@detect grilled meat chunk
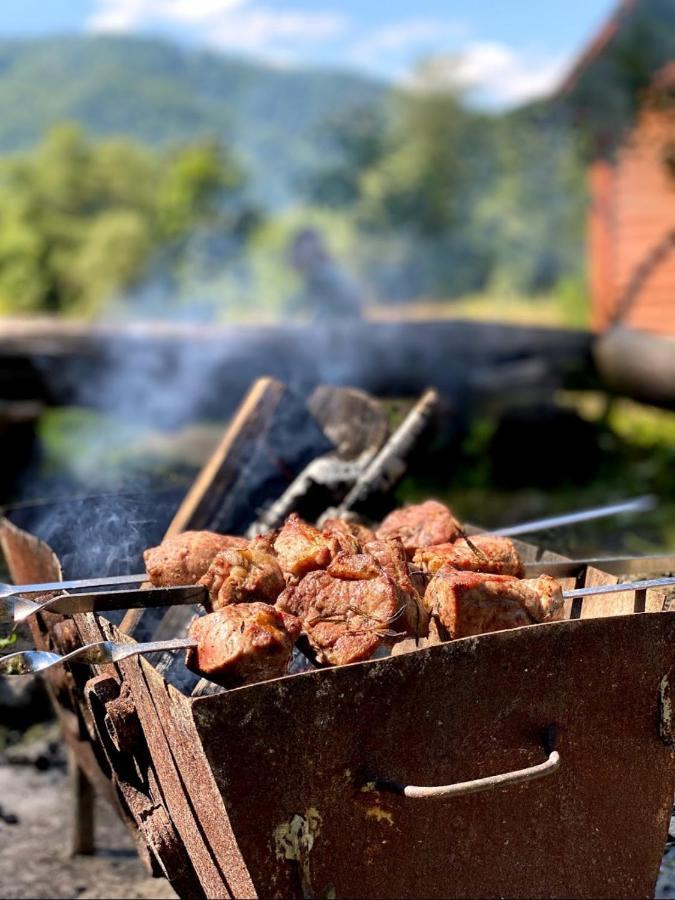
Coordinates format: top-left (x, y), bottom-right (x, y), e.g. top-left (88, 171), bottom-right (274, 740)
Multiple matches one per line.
top-left (274, 513), bottom-right (333, 578)
top-left (376, 500), bottom-right (462, 556)
top-left (144, 531), bottom-right (248, 587)
top-left (424, 569), bottom-right (563, 640)
top-left (327, 552), bottom-right (380, 580)
top-left (249, 529), bottom-right (279, 554)
top-left (277, 554), bottom-right (408, 666)
top-left (322, 517), bottom-right (376, 554)
top-left (413, 535), bottom-right (524, 578)
top-left (199, 547), bottom-right (285, 611)
top-left (365, 538), bottom-right (429, 637)
top-left (186, 603), bottom-right (301, 687)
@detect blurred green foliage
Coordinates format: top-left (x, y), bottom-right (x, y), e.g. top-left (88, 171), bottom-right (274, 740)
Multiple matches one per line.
top-left (303, 66), bottom-right (588, 302)
top-left (398, 393), bottom-right (675, 556)
top-left (0, 124), bottom-right (247, 315)
top-left (0, 41), bottom-right (594, 318)
top-left (0, 27), bottom-right (672, 316)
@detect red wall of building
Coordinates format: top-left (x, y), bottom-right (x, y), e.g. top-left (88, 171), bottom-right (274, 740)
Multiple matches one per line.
top-left (589, 100), bottom-right (675, 334)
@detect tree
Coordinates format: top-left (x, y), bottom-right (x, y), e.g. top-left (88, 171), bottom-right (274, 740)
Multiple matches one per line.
top-left (0, 124), bottom-right (248, 315)
top-left (301, 104), bottom-right (389, 208)
top-left (358, 66), bottom-right (471, 237)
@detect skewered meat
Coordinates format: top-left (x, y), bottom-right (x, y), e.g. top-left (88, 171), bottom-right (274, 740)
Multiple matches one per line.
top-left (277, 553), bottom-right (409, 666)
top-left (326, 552), bottom-right (381, 580)
top-left (186, 603), bottom-right (301, 687)
top-left (364, 538), bottom-right (429, 637)
top-left (424, 568), bottom-right (563, 640)
top-left (274, 513), bottom-right (333, 578)
top-left (199, 547), bottom-right (285, 611)
top-left (322, 518), bottom-right (376, 554)
top-left (144, 531), bottom-right (248, 587)
top-left (413, 535), bottom-right (524, 578)
top-left (376, 500), bottom-right (461, 556)
top-left (249, 529), bottom-right (279, 554)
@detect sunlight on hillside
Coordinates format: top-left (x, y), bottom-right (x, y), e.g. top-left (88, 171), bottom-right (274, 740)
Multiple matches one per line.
top-left (369, 286), bottom-right (590, 330)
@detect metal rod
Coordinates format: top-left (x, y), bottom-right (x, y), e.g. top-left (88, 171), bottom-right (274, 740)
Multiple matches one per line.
top-left (563, 576), bottom-right (675, 599)
top-left (491, 496), bottom-right (656, 538)
top-left (1, 585), bottom-right (205, 629)
top-left (523, 553), bottom-right (675, 578)
top-left (0, 572), bottom-right (147, 597)
top-left (0, 638), bottom-right (196, 676)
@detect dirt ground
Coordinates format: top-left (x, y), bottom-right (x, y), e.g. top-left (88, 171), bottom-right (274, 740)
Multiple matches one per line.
top-left (1, 733), bottom-right (675, 899)
top-left (0, 755), bottom-right (176, 899)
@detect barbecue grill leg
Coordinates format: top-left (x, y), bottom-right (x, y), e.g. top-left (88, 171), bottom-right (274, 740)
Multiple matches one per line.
top-left (68, 749), bottom-right (95, 856)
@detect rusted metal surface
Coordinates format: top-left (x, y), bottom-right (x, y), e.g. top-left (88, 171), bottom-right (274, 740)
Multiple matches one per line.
top-left (4, 506), bottom-right (675, 896)
top-left (191, 612), bottom-right (675, 899)
top-left (82, 636), bottom-right (207, 897)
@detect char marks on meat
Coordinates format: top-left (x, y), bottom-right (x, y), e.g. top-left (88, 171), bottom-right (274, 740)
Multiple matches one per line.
top-left (365, 538), bottom-right (429, 637)
top-left (145, 499), bottom-right (568, 690)
top-left (274, 513), bottom-right (333, 578)
top-left (376, 500), bottom-right (461, 556)
top-left (424, 569), bottom-right (563, 640)
top-left (413, 535), bottom-right (524, 578)
top-left (186, 603), bottom-right (301, 687)
top-left (144, 531), bottom-right (248, 587)
top-left (199, 547), bottom-right (285, 611)
top-left (277, 556), bottom-right (407, 666)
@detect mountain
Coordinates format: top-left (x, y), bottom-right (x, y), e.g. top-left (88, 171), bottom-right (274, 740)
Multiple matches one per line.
top-left (0, 35), bottom-right (389, 206)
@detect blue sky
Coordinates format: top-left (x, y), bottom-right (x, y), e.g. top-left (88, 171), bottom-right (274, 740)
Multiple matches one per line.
top-left (0, 0), bottom-right (617, 107)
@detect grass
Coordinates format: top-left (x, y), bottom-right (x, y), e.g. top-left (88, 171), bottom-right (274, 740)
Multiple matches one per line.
top-left (369, 282), bottom-right (591, 330)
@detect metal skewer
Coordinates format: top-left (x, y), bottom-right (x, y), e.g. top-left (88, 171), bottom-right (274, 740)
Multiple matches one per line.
top-left (0, 585), bottom-right (205, 628)
top-left (562, 576), bottom-right (675, 599)
top-left (0, 572), bottom-right (147, 598)
top-left (0, 638), bottom-right (196, 676)
top-left (523, 553), bottom-right (675, 578)
top-left (490, 495), bottom-right (656, 537)
top-left (4, 554), bottom-right (674, 630)
top-left (418, 571), bottom-right (675, 597)
top-left (0, 496), bottom-right (659, 628)
top-left (2, 576), bottom-right (674, 678)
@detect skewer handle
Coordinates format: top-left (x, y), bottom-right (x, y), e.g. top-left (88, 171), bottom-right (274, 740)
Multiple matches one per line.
top-left (0, 572), bottom-right (148, 598)
top-left (0, 638), bottom-right (196, 676)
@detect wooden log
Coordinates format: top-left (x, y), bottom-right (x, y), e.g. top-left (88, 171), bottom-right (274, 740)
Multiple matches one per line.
top-left (594, 327), bottom-right (675, 409)
top-left (0, 317), bottom-right (593, 418)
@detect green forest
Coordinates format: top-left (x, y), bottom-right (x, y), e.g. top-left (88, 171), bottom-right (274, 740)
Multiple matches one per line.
top-left (0, 20), bottom-right (670, 322)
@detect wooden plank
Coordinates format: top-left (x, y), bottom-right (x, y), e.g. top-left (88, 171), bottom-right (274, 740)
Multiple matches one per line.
top-left (165, 374), bottom-right (332, 536)
top-left (580, 566), bottom-right (636, 619)
top-left (167, 377), bottom-right (282, 537)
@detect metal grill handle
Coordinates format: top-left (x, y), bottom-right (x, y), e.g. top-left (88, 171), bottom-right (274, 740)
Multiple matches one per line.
top-left (373, 750), bottom-right (561, 800)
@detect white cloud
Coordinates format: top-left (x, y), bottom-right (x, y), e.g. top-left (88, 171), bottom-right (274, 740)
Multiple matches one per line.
top-left (352, 18), bottom-right (467, 59)
top-left (88, 0), bottom-right (158, 32)
top-left (208, 9), bottom-right (346, 54)
top-left (88, 3), bottom-right (569, 108)
top-left (408, 41), bottom-right (570, 107)
top-left (88, 0), bottom-right (346, 55)
top-left (350, 18), bottom-right (466, 68)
